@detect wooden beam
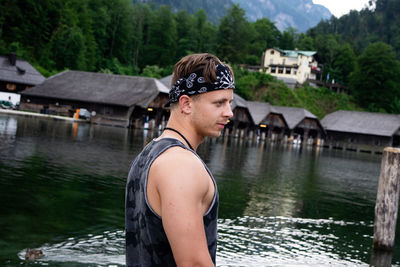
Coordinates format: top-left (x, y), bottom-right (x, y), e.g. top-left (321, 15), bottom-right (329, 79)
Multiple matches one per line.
top-left (373, 147), bottom-right (400, 251)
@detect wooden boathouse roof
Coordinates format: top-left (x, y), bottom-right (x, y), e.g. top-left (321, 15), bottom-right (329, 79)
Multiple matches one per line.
top-left (272, 106), bottom-right (318, 130)
top-left (21, 70), bottom-right (169, 108)
top-left (159, 75), bottom-right (172, 89)
top-left (247, 101), bottom-right (281, 125)
top-left (0, 54), bottom-right (45, 85)
top-left (232, 93), bottom-right (247, 109)
top-left (321, 110), bottom-right (400, 137)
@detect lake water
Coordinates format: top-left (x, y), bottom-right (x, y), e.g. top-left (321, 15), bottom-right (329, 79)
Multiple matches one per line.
top-left (0, 114), bottom-right (399, 266)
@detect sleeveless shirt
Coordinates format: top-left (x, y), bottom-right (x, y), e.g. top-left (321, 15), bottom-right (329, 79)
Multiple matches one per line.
top-left (125, 138), bottom-right (219, 267)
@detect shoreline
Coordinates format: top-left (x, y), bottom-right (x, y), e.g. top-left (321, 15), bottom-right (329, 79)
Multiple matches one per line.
top-left (0, 108), bottom-right (88, 123)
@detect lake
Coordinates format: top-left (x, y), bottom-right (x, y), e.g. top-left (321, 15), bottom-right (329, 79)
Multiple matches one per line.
top-left (0, 113), bottom-right (399, 266)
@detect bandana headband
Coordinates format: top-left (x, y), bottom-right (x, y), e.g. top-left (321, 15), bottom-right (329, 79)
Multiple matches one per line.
top-left (169, 64), bottom-right (235, 103)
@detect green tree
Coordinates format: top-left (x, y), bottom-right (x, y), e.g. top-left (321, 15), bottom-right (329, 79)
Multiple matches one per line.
top-left (247, 18), bottom-right (281, 64)
top-left (296, 34), bottom-right (314, 50)
top-left (349, 42), bottom-right (400, 112)
top-left (279, 27), bottom-right (298, 50)
top-left (314, 34), bottom-right (340, 81)
top-left (217, 5), bottom-right (252, 63)
top-left (332, 43), bottom-right (356, 84)
top-left (175, 10), bottom-right (196, 59)
top-left (143, 5), bottom-right (177, 67)
top-left (131, 3), bottom-right (152, 68)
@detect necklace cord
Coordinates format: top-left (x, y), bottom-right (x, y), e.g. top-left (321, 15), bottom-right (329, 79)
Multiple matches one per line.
top-left (164, 127), bottom-right (194, 151)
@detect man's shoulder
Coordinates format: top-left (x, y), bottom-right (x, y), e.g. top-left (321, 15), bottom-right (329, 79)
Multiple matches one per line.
top-left (150, 143), bottom-right (209, 184)
top-left (154, 145), bottom-right (202, 170)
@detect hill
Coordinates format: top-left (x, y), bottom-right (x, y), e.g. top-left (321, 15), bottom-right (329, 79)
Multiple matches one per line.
top-left (132, 0), bottom-right (232, 24)
top-left (132, 0), bottom-right (332, 31)
top-left (232, 0), bottom-right (331, 32)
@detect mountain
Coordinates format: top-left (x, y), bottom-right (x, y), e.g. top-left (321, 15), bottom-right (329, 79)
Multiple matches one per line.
top-left (132, 0), bottom-right (232, 24)
top-left (232, 0), bottom-right (332, 32)
top-left (132, 0), bottom-right (332, 32)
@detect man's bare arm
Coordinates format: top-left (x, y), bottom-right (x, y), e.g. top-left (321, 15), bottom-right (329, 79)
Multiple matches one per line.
top-left (149, 148), bottom-right (215, 267)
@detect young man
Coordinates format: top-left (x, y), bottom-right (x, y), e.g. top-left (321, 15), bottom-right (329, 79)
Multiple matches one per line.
top-left (125, 53), bottom-right (234, 267)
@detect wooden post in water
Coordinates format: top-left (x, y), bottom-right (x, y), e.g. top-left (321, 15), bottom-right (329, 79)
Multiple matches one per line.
top-left (373, 147), bottom-right (400, 251)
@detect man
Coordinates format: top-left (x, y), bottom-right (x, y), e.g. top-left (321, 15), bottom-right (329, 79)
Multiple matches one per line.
top-left (125, 53), bottom-right (234, 267)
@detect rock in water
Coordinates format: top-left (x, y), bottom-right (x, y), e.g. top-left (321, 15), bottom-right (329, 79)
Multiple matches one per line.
top-left (25, 248), bottom-right (44, 260)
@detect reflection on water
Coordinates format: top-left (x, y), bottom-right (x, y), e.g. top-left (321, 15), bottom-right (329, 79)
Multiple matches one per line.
top-left (17, 230), bottom-right (125, 266)
top-left (15, 216), bottom-right (371, 267)
top-left (218, 216), bottom-right (370, 267)
top-left (0, 114), bottom-right (399, 266)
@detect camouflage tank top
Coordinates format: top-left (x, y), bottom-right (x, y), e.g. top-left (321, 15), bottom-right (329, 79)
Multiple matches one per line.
top-left (125, 138), bottom-right (219, 267)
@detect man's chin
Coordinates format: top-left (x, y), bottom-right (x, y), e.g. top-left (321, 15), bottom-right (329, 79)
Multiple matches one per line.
top-left (208, 130), bottom-right (222, 138)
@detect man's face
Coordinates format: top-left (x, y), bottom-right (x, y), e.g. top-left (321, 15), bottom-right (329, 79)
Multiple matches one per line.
top-left (190, 89), bottom-right (234, 138)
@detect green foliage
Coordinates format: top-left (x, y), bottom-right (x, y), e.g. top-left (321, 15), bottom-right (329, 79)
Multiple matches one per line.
top-left (390, 97), bottom-right (400, 114)
top-left (349, 42), bottom-right (400, 113)
top-left (296, 34), bottom-right (315, 50)
top-left (262, 81), bottom-right (301, 106)
top-left (32, 64), bottom-right (61, 78)
top-left (279, 27), bottom-right (298, 50)
top-left (143, 6), bottom-right (177, 67)
top-left (247, 18), bottom-right (281, 63)
top-left (332, 44), bottom-right (356, 84)
top-left (234, 69), bottom-right (359, 118)
top-left (105, 58), bottom-right (139, 76)
top-left (140, 65), bottom-right (173, 79)
top-left (1, 0), bottom-right (399, 117)
top-left (295, 86), bottom-right (358, 118)
top-left (217, 5), bottom-right (253, 63)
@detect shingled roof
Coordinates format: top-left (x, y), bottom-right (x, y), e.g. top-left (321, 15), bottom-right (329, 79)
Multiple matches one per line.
top-left (272, 106), bottom-right (318, 129)
top-left (159, 75), bottom-right (172, 89)
top-left (21, 70), bottom-right (169, 107)
top-left (232, 93), bottom-right (247, 109)
top-left (321, 110), bottom-right (400, 137)
top-left (0, 55), bottom-right (45, 85)
top-left (247, 101), bottom-right (280, 125)
top-left (273, 48), bottom-right (317, 58)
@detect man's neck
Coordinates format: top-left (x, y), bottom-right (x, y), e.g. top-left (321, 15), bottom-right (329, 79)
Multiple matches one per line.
top-left (163, 122), bottom-right (203, 151)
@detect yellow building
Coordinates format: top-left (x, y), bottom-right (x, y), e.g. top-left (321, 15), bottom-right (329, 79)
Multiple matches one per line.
top-left (261, 48), bottom-right (319, 85)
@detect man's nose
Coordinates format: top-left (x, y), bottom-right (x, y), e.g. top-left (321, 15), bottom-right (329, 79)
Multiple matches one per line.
top-left (224, 103), bottom-right (233, 118)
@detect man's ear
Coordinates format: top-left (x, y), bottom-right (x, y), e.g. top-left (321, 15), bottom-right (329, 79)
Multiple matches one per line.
top-left (178, 95), bottom-right (192, 114)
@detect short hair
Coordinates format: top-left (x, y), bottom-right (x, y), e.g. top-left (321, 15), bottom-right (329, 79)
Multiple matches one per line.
top-left (170, 53), bottom-right (234, 87)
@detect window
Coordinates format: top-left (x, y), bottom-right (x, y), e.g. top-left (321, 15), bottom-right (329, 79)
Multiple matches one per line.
top-left (6, 83), bottom-right (16, 90)
top-left (286, 67), bottom-right (291, 74)
top-left (270, 59), bottom-right (273, 64)
top-left (270, 66), bottom-right (276, 73)
top-left (278, 67), bottom-right (284, 74)
top-left (270, 50), bottom-right (274, 55)
top-left (282, 59), bottom-right (286, 65)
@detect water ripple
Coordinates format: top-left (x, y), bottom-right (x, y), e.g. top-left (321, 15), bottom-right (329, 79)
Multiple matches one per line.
top-left (17, 216), bottom-right (386, 266)
top-left (217, 216), bottom-right (373, 267)
top-left (18, 230), bottom-right (125, 266)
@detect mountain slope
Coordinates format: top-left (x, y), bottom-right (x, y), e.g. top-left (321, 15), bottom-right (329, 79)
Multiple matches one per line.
top-left (132, 0), bottom-right (232, 24)
top-left (232, 0), bottom-right (332, 32)
top-left (132, 0), bottom-right (332, 32)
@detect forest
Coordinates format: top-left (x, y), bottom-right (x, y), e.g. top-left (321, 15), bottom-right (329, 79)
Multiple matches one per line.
top-left (1, 0), bottom-right (399, 117)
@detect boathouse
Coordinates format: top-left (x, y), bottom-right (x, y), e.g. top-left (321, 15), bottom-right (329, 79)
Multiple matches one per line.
top-left (246, 101), bottom-right (288, 141)
top-left (159, 75), bottom-right (172, 89)
top-left (226, 93), bottom-right (253, 138)
top-left (272, 106), bottom-right (324, 145)
top-left (321, 110), bottom-right (400, 153)
top-left (20, 70), bottom-right (169, 128)
top-left (0, 53), bottom-right (45, 104)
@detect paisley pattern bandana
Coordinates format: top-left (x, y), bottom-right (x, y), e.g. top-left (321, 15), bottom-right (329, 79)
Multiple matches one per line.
top-left (169, 64), bottom-right (235, 103)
